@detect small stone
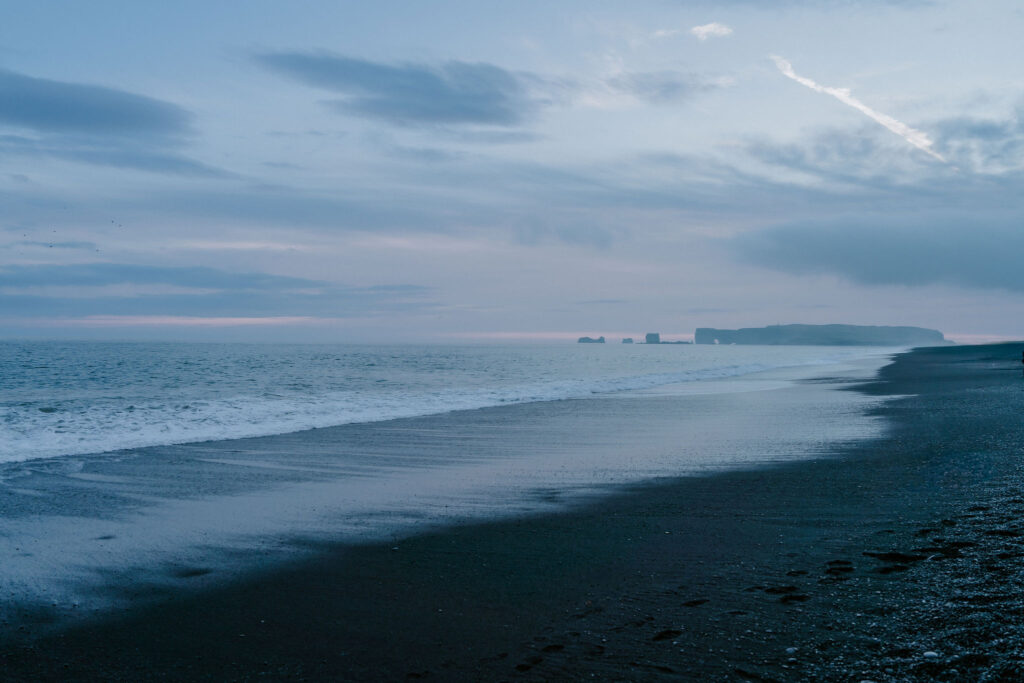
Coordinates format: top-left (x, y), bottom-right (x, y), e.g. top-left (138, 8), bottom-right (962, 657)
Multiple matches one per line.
top-left (785, 647), bottom-right (798, 654)
top-left (923, 651), bottom-right (939, 659)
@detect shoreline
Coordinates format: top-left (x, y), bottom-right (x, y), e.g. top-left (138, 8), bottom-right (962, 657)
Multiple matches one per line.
top-left (4, 343), bottom-right (1024, 680)
top-left (0, 351), bottom-right (888, 624)
top-left (1, 342), bottom-right (881, 466)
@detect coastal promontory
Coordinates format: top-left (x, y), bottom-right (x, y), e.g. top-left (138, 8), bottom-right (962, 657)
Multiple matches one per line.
top-left (694, 324), bottom-right (949, 346)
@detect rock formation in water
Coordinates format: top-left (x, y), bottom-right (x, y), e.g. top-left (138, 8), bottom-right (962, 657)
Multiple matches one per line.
top-left (578, 336), bottom-right (605, 343)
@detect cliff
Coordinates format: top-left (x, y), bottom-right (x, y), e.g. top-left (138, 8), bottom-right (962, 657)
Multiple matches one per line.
top-left (693, 324), bottom-right (949, 346)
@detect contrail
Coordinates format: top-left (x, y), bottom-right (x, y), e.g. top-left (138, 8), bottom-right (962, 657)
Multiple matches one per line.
top-left (771, 55), bottom-right (945, 163)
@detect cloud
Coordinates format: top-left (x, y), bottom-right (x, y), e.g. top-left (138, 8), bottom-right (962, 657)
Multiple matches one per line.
top-left (0, 263), bottom-right (323, 290)
top-left (931, 112), bottom-right (1024, 173)
top-left (256, 51), bottom-right (534, 126)
top-left (436, 129), bottom-right (542, 144)
top-left (576, 299), bottom-right (629, 305)
top-left (732, 214), bottom-right (1024, 292)
top-left (44, 315), bottom-right (329, 328)
top-left (743, 127), bottom-right (931, 189)
top-left (382, 144), bottom-right (464, 163)
top-left (59, 147), bottom-right (229, 177)
top-left (0, 263), bottom-right (435, 318)
top-left (771, 56), bottom-right (945, 162)
top-left (5, 240), bottom-right (98, 250)
top-left (0, 69), bottom-right (224, 176)
top-left (261, 161), bottom-right (303, 170)
top-left (691, 23), bottom-right (733, 41)
top-left (687, 0), bottom-right (932, 5)
top-left (742, 104), bottom-right (1024, 183)
top-left (606, 71), bottom-right (724, 104)
top-left (686, 307), bottom-right (734, 315)
top-left (138, 185), bottom-right (441, 230)
top-left (0, 134), bottom-right (228, 177)
top-left (0, 69), bottom-right (190, 138)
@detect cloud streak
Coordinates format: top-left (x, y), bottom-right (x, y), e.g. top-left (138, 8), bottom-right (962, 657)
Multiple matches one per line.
top-left (0, 134), bottom-right (228, 177)
top-left (0, 263), bottom-right (436, 319)
top-left (605, 71), bottom-right (724, 104)
top-left (256, 52), bottom-right (534, 126)
top-left (0, 263), bottom-right (322, 291)
top-left (691, 23), bottom-right (733, 40)
top-left (732, 213), bottom-right (1024, 292)
top-left (0, 69), bottom-right (190, 137)
top-left (45, 315), bottom-right (327, 328)
top-left (0, 68), bottom-right (226, 176)
top-left (771, 56), bottom-right (945, 162)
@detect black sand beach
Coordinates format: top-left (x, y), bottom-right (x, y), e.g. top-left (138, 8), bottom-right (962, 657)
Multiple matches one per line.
top-left (4, 343), bottom-right (1024, 681)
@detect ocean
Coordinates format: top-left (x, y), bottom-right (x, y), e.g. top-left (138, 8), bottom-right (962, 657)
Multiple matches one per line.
top-left (0, 341), bottom-right (899, 616)
top-left (2, 341), bottom-right (887, 464)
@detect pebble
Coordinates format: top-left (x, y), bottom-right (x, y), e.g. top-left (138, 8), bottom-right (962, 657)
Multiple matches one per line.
top-left (923, 651), bottom-right (939, 659)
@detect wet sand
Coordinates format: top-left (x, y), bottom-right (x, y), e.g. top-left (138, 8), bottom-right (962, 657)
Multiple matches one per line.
top-left (4, 343), bottom-right (1024, 681)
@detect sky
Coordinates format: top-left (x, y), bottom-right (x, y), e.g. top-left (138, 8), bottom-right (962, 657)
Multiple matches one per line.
top-left (1, 0), bottom-right (1023, 343)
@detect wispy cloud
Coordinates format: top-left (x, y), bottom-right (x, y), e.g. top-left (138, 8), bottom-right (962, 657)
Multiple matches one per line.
top-left (0, 68), bottom-right (225, 176)
top-left (173, 240), bottom-right (316, 252)
top-left (256, 51), bottom-right (535, 127)
top-left (0, 263), bottom-right (322, 290)
top-left (770, 55), bottom-right (945, 162)
top-left (732, 213), bottom-right (1024, 292)
top-left (0, 134), bottom-right (228, 177)
top-left (445, 331), bottom-right (595, 341)
top-left (0, 69), bottom-right (190, 137)
top-left (45, 315), bottom-right (327, 328)
top-left (0, 263), bottom-right (436, 319)
top-left (605, 71), bottom-right (725, 104)
top-left (5, 240), bottom-right (97, 250)
top-left (691, 23), bottom-right (733, 41)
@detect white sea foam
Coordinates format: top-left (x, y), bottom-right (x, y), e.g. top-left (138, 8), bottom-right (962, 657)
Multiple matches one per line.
top-left (0, 343), bottom-right (898, 621)
top-left (0, 343), bottom-right (892, 463)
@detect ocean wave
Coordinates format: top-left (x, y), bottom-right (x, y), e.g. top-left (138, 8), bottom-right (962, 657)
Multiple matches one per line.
top-left (0, 359), bottom-right (817, 463)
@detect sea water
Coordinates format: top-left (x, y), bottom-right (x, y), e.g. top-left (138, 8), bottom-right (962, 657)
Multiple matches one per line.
top-left (0, 341), bottom-right (888, 464)
top-left (0, 340), bottom-right (899, 616)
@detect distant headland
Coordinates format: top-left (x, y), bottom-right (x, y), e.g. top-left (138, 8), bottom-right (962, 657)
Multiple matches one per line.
top-left (694, 324), bottom-right (950, 346)
top-left (577, 324), bottom-right (948, 346)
